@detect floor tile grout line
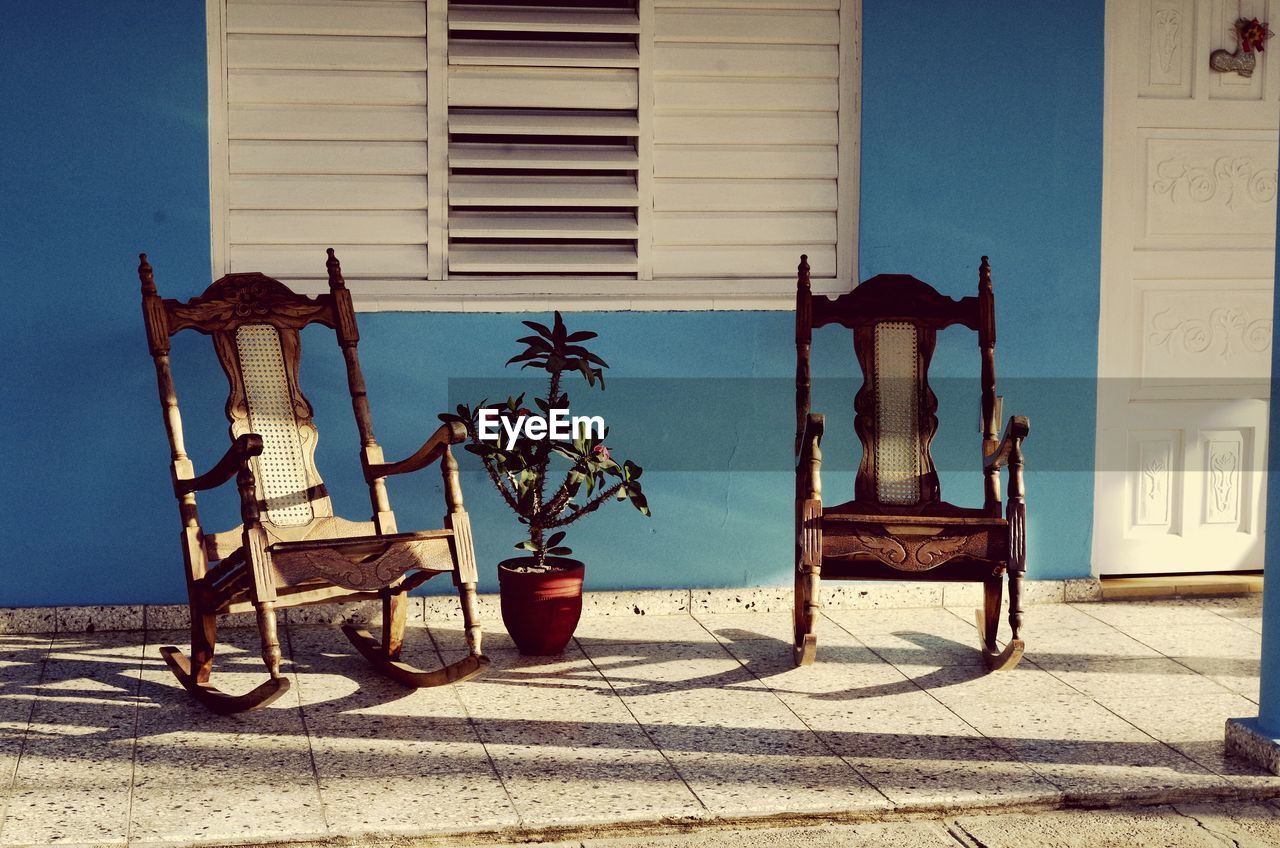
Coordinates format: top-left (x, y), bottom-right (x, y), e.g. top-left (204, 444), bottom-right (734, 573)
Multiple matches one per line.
top-left (124, 629), bottom-right (149, 846)
top-left (987, 616), bottom-right (1246, 783)
top-left (693, 618), bottom-right (896, 807)
top-left (1068, 602), bottom-right (1184, 632)
top-left (820, 609), bottom-right (1069, 796)
top-left (1198, 601), bottom-right (1265, 633)
top-left (983, 614), bottom-right (1213, 778)
top-left (1089, 695), bottom-right (1234, 781)
top-left (0, 633), bottom-right (53, 845)
top-left (283, 621), bottom-right (332, 837)
top-left (1011, 629), bottom-right (1260, 780)
top-left (1114, 625), bottom-right (1252, 700)
top-left (572, 634), bottom-right (713, 818)
top-left (904, 668), bottom-right (1070, 795)
top-left (426, 626), bottom-right (526, 830)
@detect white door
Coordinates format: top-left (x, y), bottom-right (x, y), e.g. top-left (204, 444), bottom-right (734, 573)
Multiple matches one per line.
top-left (1095, 0), bottom-right (1277, 575)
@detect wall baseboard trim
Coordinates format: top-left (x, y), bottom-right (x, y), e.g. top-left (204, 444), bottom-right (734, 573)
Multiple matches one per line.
top-left (0, 579), bottom-right (1108, 635)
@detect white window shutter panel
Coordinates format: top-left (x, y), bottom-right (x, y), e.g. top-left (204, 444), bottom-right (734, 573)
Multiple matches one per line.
top-left (445, 1), bottom-right (643, 277)
top-left (221, 0), bottom-right (431, 285)
top-left (650, 0), bottom-right (844, 281)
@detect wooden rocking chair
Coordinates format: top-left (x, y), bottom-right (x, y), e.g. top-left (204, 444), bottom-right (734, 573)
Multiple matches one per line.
top-left (138, 249), bottom-right (489, 713)
top-left (794, 255), bottom-right (1030, 671)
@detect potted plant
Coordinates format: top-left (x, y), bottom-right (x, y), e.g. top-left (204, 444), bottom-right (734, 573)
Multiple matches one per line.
top-left (441, 312), bottom-right (650, 654)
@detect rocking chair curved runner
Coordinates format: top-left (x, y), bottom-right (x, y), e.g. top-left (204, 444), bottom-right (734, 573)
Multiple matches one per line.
top-left (138, 249), bottom-right (489, 713)
top-left (794, 255), bottom-right (1030, 671)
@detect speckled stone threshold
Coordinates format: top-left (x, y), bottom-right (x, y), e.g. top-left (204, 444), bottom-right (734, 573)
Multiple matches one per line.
top-left (0, 580), bottom-right (1108, 634)
top-left (116, 784), bottom-right (1280, 848)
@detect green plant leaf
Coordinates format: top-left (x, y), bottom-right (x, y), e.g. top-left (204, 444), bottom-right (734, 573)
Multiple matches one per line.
top-left (515, 540), bottom-right (537, 551)
top-left (522, 319), bottom-right (554, 339)
top-left (550, 443), bottom-right (580, 462)
top-left (549, 546), bottom-right (573, 556)
top-left (564, 331), bottom-right (598, 343)
top-left (506, 351), bottom-right (542, 366)
top-left (561, 349), bottom-right (609, 368)
top-left (546, 530), bottom-right (566, 547)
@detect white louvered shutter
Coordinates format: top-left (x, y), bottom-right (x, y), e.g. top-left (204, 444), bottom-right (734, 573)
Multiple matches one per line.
top-left (446, 1), bottom-right (642, 277)
top-left (208, 0), bottom-right (857, 303)
top-left (221, 0), bottom-right (432, 283)
top-left (650, 1), bottom-right (845, 281)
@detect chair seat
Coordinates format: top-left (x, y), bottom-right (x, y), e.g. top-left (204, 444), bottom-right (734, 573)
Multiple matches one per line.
top-left (819, 501), bottom-right (1007, 573)
top-left (821, 500), bottom-right (1005, 529)
top-left (270, 529), bottom-right (456, 591)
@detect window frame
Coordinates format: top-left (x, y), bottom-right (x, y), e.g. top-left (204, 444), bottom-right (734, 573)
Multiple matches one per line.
top-left (205, 0), bottom-right (861, 311)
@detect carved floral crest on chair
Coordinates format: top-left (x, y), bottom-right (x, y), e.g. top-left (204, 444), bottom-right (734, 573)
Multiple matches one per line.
top-left (167, 273), bottom-right (331, 333)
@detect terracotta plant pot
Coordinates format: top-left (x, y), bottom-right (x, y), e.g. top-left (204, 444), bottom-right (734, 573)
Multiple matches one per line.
top-left (497, 557), bottom-right (585, 655)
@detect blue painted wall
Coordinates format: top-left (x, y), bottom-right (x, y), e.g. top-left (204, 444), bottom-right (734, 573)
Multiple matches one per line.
top-left (0, 1), bottom-right (1103, 606)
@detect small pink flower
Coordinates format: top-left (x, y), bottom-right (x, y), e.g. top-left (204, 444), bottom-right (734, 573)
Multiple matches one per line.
top-left (592, 444), bottom-right (611, 461)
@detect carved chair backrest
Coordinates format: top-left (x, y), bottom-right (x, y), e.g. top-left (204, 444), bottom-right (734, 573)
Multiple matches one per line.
top-left (796, 256), bottom-right (999, 512)
top-left (140, 251), bottom-right (377, 534)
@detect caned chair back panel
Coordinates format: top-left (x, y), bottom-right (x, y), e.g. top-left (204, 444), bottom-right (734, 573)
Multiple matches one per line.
top-left (799, 269), bottom-right (995, 513)
top-left (224, 323), bottom-right (329, 525)
top-left (852, 318), bottom-right (941, 507)
top-left (871, 321), bottom-right (923, 505)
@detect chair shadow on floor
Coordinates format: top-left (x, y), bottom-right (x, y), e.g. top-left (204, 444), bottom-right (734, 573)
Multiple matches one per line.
top-left (577, 623), bottom-right (1259, 703)
top-left (570, 627), bottom-right (989, 700)
top-left (5, 628), bottom-right (1265, 803)
top-left (6, 623), bottom-right (1258, 768)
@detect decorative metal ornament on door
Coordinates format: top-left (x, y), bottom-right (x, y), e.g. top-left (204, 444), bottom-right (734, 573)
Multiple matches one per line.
top-left (1209, 15), bottom-right (1274, 77)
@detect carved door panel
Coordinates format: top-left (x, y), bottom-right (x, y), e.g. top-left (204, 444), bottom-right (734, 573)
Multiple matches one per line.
top-left (1096, 0), bottom-right (1277, 574)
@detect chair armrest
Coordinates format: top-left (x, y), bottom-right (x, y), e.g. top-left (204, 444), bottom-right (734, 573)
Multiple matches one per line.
top-left (799, 413), bottom-right (824, 456)
top-left (797, 413), bottom-right (824, 500)
top-left (984, 415), bottom-right (1030, 470)
top-left (175, 434), bottom-right (263, 496)
top-left (364, 421), bottom-right (466, 482)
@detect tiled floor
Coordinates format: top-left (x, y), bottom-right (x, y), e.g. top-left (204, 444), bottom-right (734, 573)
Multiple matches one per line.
top-left (0, 596), bottom-right (1274, 846)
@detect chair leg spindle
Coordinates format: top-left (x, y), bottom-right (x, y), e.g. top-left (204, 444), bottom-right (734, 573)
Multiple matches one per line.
top-left (1008, 571), bottom-right (1024, 642)
top-left (975, 571), bottom-right (1026, 672)
top-left (382, 590), bottom-right (407, 661)
top-left (256, 602), bottom-right (283, 679)
top-left (191, 611), bottom-right (217, 684)
top-left (459, 582), bottom-right (483, 657)
top-left (980, 575), bottom-right (1001, 651)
